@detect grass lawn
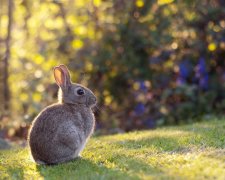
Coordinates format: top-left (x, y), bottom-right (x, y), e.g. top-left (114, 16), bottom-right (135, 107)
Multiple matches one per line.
top-left (0, 117), bottom-right (225, 180)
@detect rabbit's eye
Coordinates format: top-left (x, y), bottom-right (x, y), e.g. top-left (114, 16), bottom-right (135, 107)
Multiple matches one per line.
top-left (76, 88), bottom-right (85, 96)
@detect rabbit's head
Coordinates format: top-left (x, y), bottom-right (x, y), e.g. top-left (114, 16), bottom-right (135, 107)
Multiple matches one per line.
top-left (53, 65), bottom-right (97, 107)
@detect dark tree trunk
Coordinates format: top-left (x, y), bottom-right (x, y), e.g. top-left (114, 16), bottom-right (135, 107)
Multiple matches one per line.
top-left (3, 0), bottom-right (13, 111)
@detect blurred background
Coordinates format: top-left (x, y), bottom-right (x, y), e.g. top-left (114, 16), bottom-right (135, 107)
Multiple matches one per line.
top-left (0, 0), bottom-right (224, 143)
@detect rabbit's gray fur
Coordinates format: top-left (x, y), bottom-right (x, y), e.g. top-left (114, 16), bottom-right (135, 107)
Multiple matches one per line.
top-left (28, 65), bottom-right (96, 165)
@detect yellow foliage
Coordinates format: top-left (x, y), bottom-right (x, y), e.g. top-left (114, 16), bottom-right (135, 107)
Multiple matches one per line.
top-left (208, 43), bottom-right (217, 51)
top-left (87, 28), bottom-right (95, 39)
top-left (34, 70), bottom-right (43, 78)
top-left (213, 25), bottom-right (220, 32)
top-left (105, 95), bottom-right (112, 105)
top-left (160, 106), bottom-right (168, 114)
top-left (43, 59), bottom-right (58, 71)
top-left (48, 3), bottom-right (59, 14)
top-left (40, 30), bottom-right (55, 41)
top-left (25, 63), bottom-right (33, 70)
top-left (72, 39), bottom-right (84, 49)
top-left (93, 0), bottom-right (101, 7)
top-left (171, 42), bottom-right (178, 49)
top-left (184, 11), bottom-right (196, 21)
top-left (27, 17), bottom-right (40, 33)
top-left (44, 18), bottom-right (63, 29)
top-left (109, 69), bottom-right (117, 77)
top-left (20, 93), bottom-right (28, 101)
top-left (33, 93), bottom-right (42, 102)
top-left (0, 15), bottom-right (8, 37)
top-left (75, 0), bottom-right (86, 8)
top-left (85, 62), bottom-right (93, 72)
top-left (133, 82), bottom-right (140, 90)
top-left (37, 84), bottom-right (44, 92)
top-left (67, 15), bottom-right (78, 26)
top-left (103, 90), bottom-right (110, 96)
top-left (137, 94), bottom-right (145, 102)
top-left (74, 26), bottom-right (87, 36)
top-left (34, 55), bottom-right (44, 65)
top-left (139, 13), bottom-right (154, 23)
top-left (136, 0), bottom-right (144, 8)
top-left (158, 0), bottom-right (174, 5)
top-left (164, 61), bottom-right (173, 68)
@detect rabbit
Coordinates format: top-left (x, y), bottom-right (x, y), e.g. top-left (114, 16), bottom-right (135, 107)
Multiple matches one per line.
top-left (28, 64), bottom-right (97, 165)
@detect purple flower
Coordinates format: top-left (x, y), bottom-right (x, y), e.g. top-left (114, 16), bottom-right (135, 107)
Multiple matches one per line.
top-left (139, 81), bottom-right (146, 90)
top-left (198, 57), bottom-right (207, 75)
top-left (199, 73), bottom-right (209, 90)
top-left (179, 61), bottom-right (190, 79)
top-left (134, 103), bottom-right (145, 115)
top-left (149, 57), bottom-right (161, 64)
top-left (196, 57), bottom-right (209, 90)
top-left (176, 60), bottom-right (191, 85)
top-left (144, 118), bottom-right (155, 128)
top-left (139, 80), bottom-right (148, 92)
top-left (176, 77), bottom-right (186, 85)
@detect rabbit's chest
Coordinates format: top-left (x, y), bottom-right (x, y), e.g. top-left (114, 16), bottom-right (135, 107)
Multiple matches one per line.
top-left (75, 112), bottom-right (94, 136)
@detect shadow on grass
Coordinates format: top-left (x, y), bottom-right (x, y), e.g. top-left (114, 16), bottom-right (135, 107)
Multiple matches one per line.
top-left (107, 154), bottom-right (164, 177)
top-left (35, 154), bottom-right (166, 179)
top-left (36, 157), bottom-right (141, 179)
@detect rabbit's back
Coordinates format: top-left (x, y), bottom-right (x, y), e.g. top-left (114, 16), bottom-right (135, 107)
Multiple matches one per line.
top-left (28, 103), bottom-right (95, 164)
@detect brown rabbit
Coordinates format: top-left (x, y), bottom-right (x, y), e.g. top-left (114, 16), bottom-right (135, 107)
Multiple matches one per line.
top-left (28, 65), bottom-right (97, 165)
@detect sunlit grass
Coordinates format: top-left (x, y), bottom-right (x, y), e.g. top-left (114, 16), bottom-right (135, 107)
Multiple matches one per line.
top-left (0, 117), bottom-right (225, 179)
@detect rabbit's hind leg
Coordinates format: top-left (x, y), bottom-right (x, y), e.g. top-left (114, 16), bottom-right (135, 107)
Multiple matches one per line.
top-left (49, 154), bottom-right (78, 165)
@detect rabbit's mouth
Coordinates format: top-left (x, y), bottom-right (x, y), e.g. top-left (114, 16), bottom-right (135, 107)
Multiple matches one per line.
top-left (86, 97), bottom-right (97, 107)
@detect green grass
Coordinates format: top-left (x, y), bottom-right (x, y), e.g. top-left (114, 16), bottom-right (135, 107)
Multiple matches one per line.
top-left (1, 117), bottom-right (225, 180)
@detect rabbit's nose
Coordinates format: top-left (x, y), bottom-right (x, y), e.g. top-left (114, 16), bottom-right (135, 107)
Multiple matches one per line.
top-left (91, 97), bottom-right (97, 103)
top-left (87, 96), bottom-right (97, 107)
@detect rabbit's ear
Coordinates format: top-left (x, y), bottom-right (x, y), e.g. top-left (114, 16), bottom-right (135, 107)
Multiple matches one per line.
top-left (59, 65), bottom-right (71, 82)
top-left (53, 65), bottom-right (71, 89)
